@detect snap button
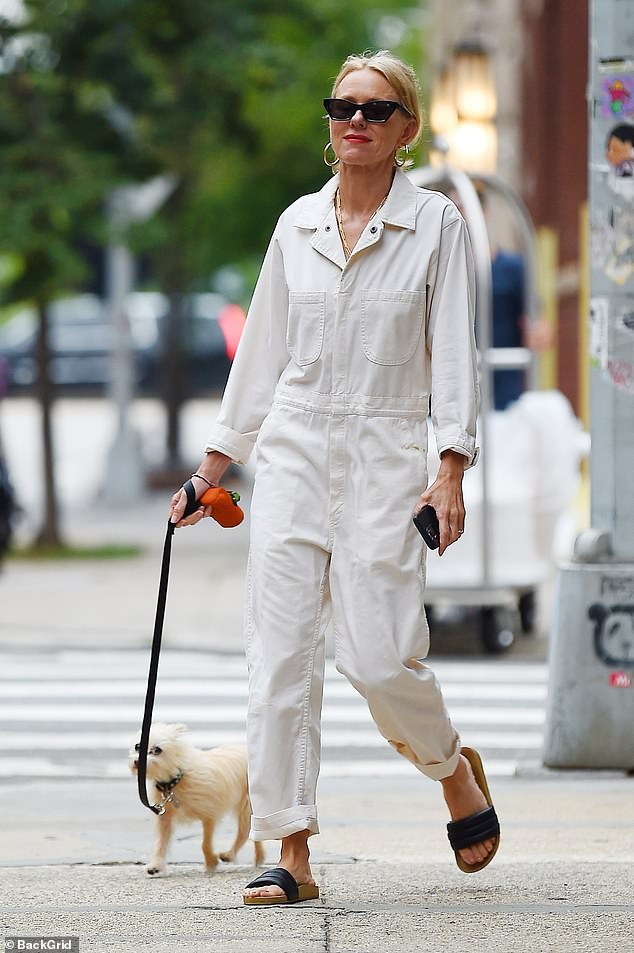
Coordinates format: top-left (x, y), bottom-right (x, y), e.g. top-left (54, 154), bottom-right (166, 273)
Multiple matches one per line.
top-left (370, 225), bottom-right (378, 233)
top-left (325, 225), bottom-right (331, 232)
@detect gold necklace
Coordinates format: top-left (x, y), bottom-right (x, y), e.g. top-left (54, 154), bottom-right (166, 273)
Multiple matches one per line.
top-left (335, 189), bottom-right (388, 260)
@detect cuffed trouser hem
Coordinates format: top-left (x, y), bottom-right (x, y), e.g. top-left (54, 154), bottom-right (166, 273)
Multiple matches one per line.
top-left (412, 740), bottom-right (462, 781)
top-left (250, 806), bottom-right (320, 842)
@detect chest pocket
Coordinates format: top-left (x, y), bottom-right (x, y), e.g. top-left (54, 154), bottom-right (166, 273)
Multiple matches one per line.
top-left (286, 291), bottom-right (326, 366)
top-left (361, 290), bottom-right (425, 365)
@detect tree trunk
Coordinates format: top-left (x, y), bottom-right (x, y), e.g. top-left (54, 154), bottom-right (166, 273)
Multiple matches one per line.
top-left (34, 299), bottom-right (63, 548)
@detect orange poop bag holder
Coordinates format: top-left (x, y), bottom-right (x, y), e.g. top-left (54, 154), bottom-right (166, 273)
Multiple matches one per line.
top-left (179, 479), bottom-right (244, 528)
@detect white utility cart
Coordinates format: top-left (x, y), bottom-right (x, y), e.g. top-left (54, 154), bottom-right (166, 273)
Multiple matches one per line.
top-left (409, 166), bottom-right (587, 653)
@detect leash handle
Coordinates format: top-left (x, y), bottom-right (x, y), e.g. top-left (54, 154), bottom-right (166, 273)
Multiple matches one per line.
top-left (136, 482), bottom-right (244, 814)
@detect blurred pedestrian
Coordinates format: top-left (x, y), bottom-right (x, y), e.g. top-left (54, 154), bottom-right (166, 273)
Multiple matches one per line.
top-left (0, 356), bottom-right (16, 562)
top-left (490, 245), bottom-right (528, 409)
top-left (448, 186), bottom-right (553, 410)
top-left (170, 50), bottom-right (499, 905)
top-left (490, 232), bottom-right (553, 410)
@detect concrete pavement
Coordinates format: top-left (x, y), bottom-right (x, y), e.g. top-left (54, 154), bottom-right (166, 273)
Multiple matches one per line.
top-left (0, 486), bottom-right (547, 660)
top-left (0, 394), bottom-right (551, 657)
top-left (2, 512), bottom-right (632, 952)
top-left (1, 478), bottom-right (252, 656)
top-left (1, 402), bottom-right (632, 952)
top-left (2, 771), bottom-right (633, 952)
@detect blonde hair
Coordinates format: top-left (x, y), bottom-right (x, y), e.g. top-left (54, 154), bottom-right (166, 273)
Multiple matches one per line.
top-left (331, 50), bottom-right (423, 148)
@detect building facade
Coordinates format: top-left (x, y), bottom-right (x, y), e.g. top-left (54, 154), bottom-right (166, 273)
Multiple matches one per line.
top-left (426, 0), bottom-right (588, 414)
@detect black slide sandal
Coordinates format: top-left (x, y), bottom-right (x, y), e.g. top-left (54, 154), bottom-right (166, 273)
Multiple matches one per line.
top-left (243, 867), bottom-right (320, 906)
top-left (447, 747), bottom-right (500, 873)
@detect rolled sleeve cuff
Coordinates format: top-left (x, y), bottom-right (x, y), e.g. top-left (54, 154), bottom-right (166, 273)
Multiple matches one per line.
top-left (436, 433), bottom-right (479, 469)
top-left (204, 424), bottom-right (257, 466)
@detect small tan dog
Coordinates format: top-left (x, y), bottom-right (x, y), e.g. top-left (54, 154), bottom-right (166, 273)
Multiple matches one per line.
top-left (129, 722), bottom-right (264, 876)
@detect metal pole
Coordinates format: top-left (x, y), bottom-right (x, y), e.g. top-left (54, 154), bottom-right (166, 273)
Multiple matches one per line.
top-left (103, 192), bottom-right (145, 505)
top-left (103, 177), bottom-right (176, 505)
top-left (586, 15), bottom-right (634, 559)
top-left (543, 0), bottom-right (634, 770)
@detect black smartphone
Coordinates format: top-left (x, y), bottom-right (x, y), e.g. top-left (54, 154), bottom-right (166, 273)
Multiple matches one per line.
top-left (413, 504), bottom-right (440, 550)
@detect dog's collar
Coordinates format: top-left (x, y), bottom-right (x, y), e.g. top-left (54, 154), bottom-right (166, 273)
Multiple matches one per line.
top-left (155, 769), bottom-right (184, 794)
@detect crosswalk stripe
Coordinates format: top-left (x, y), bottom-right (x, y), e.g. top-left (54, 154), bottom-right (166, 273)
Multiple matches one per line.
top-left (320, 758), bottom-right (520, 778)
top-left (0, 679), bottom-right (547, 702)
top-left (0, 703), bottom-right (546, 725)
top-left (0, 655), bottom-right (548, 683)
top-left (0, 729), bottom-right (544, 751)
top-left (0, 649), bottom-right (547, 780)
top-left (0, 757), bottom-right (523, 780)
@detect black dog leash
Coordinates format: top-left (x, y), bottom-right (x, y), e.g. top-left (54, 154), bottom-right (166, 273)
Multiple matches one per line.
top-left (136, 518), bottom-right (177, 814)
top-left (136, 480), bottom-right (243, 814)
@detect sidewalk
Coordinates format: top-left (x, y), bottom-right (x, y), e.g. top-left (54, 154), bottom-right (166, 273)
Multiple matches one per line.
top-left (1, 488), bottom-right (252, 654)
top-left (1, 771), bottom-right (632, 952)
top-left (0, 394), bottom-right (552, 658)
top-left (0, 484), bottom-right (548, 660)
top-left (1, 467), bottom-right (632, 950)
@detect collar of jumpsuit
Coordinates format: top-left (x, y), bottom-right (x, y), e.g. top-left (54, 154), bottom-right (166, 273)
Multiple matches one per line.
top-left (292, 169), bottom-right (419, 268)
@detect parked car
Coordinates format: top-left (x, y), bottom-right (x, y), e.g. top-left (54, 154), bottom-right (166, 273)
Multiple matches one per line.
top-left (125, 291), bottom-right (246, 394)
top-left (0, 295), bottom-right (145, 391)
top-left (0, 292), bottom-right (245, 395)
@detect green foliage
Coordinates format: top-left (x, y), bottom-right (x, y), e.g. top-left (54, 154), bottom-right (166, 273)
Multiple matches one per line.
top-left (9, 542), bottom-right (143, 560)
top-left (0, 2), bottom-right (152, 304)
top-left (0, 0), bottom-right (424, 301)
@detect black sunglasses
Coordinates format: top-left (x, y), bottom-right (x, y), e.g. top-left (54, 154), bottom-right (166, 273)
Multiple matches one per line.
top-left (323, 98), bottom-right (412, 123)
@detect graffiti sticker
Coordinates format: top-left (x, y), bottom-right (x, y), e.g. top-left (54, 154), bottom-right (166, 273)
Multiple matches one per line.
top-left (609, 671), bottom-right (632, 688)
top-left (601, 76), bottom-right (634, 121)
top-left (622, 309), bottom-right (634, 332)
top-left (604, 246), bottom-right (634, 285)
top-left (606, 122), bottom-right (634, 178)
top-left (600, 575), bottom-right (634, 600)
top-left (588, 603), bottom-right (634, 667)
top-left (589, 297), bottom-right (609, 368)
top-left (607, 357), bottom-right (634, 393)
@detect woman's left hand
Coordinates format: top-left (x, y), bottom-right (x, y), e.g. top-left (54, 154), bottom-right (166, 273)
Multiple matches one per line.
top-left (415, 449), bottom-right (467, 556)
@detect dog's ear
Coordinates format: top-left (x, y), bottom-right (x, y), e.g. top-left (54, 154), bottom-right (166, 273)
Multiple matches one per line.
top-left (173, 723), bottom-right (188, 735)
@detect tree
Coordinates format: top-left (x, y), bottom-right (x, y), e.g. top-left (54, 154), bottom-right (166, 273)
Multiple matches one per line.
top-left (117, 0), bottom-right (426, 467)
top-left (52, 0), bottom-right (426, 468)
top-left (0, 5), bottom-right (154, 545)
top-left (0, 0), bottom-right (425, 521)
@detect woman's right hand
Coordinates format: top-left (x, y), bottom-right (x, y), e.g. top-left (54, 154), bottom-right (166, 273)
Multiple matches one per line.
top-left (169, 477), bottom-right (214, 528)
top-left (168, 451), bottom-right (232, 528)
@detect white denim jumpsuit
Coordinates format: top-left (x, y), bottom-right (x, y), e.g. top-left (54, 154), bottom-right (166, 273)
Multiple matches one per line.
top-left (205, 170), bottom-right (479, 841)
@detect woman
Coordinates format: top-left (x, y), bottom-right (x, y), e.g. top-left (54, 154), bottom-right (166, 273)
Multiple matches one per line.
top-left (170, 50), bottom-right (500, 905)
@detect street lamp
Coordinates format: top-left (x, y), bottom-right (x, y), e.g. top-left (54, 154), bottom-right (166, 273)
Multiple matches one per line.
top-left (429, 67), bottom-right (457, 140)
top-left (430, 42), bottom-right (498, 173)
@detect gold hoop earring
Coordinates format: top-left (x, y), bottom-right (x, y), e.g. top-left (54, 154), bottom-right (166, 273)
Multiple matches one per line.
top-left (323, 141), bottom-right (339, 168)
top-left (394, 144), bottom-right (410, 168)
